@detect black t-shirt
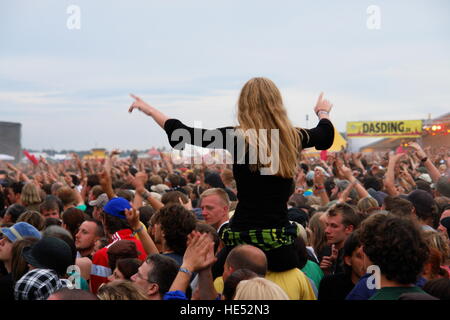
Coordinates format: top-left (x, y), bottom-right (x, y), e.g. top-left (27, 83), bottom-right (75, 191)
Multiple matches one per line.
top-left (318, 272), bottom-right (355, 300)
top-left (164, 118), bottom-right (334, 231)
top-left (162, 252), bottom-right (183, 267)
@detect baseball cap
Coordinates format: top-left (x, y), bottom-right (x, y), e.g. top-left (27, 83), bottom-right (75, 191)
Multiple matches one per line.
top-left (407, 189), bottom-right (435, 213)
top-left (417, 173), bottom-right (432, 184)
top-left (368, 188), bottom-right (388, 206)
top-left (150, 183), bottom-right (170, 194)
top-left (103, 197), bottom-right (131, 219)
top-left (88, 193), bottom-right (109, 208)
top-left (0, 222), bottom-right (42, 242)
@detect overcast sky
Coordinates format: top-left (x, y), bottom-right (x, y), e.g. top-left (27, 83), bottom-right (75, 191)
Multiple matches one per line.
top-left (1, 0), bottom-right (449, 151)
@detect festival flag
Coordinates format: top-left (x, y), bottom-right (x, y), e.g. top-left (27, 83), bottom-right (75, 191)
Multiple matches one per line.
top-left (396, 145), bottom-right (405, 154)
top-left (23, 150), bottom-right (39, 166)
top-left (320, 150), bottom-right (328, 161)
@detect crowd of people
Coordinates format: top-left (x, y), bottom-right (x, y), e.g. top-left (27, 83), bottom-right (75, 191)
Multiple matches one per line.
top-left (0, 77), bottom-right (449, 301)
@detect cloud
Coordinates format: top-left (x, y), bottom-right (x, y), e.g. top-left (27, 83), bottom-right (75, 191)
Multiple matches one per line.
top-left (5, 83), bottom-right (442, 151)
top-left (1, 1), bottom-right (449, 151)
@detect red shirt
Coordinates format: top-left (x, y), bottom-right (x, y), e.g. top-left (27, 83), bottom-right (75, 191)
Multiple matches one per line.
top-left (90, 229), bottom-right (147, 294)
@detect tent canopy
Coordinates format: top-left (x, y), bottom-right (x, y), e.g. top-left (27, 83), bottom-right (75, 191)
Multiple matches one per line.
top-left (0, 154), bottom-right (15, 160)
top-left (305, 127), bottom-right (347, 153)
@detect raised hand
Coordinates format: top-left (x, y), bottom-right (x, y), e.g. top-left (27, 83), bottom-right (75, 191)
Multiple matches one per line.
top-left (124, 208), bottom-right (141, 231)
top-left (296, 166), bottom-right (306, 186)
top-left (132, 172), bottom-right (148, 193)
top-left (320, 244), bottom-right (338, 275)
top-left (179, 197), bottom-right (193, 211)
top-left (313, 167), bottom-right (325, 186)
top-left (314, 92), bottom-right (333, 116)
top-left (129, 94), bottom-right (153, 116)
top-left (98, 169), bottom-right (110, 187)
top-left (71, 152), bottom-right (80, 162)
top-left (64, 173), bottom-right (74, 187)
top-left (40, 156), bottom-right (49, 167)
top-left (135, 171), bottom-right (148, 184)
top-left (388, 151), bottom-right (406, 164)
top-left (407, 142), bottom-right (427, 160)
top-left (340, 164), bottom-right (354, 181)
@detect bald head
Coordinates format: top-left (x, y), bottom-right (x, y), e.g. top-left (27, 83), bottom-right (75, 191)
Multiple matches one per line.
top-left (225, 245), bottom-right (267, 279)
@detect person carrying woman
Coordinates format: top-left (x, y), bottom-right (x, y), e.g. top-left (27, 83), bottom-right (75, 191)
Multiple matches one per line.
top-left (128, 77), bottom-right (334, 272)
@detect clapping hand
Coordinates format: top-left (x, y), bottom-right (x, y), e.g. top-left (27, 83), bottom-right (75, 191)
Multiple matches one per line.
top-left (183, 231), bottom-right (217, 273)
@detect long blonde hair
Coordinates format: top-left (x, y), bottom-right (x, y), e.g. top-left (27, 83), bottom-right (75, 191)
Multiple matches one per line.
top-left (234, 277), bottom-right (289, 300)
top-left (237, 77), bottom-right (304, 178)
top-left (20, 183), bottom-right (42, 206)
top-left (97, 280), bottom-right (148, 300)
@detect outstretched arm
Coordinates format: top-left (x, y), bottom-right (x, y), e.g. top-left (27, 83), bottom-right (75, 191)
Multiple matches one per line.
top-left (384, 153), bottom-right (405, 197)
top-left (125, 207), bottom-right (159, 256)
top-left (129, 94), bottom-right (231, 152)
top-left (129, 94), bottom-right (169, 129)
top-left (313, 168), bottom-right (330, 205)
top-left (340, 164), bottom-right (370, 199)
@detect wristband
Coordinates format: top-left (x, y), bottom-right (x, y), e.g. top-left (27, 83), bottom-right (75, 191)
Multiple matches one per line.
top-left (141, 190), bottom-right (151, 199)
top-left (132, 225), bottom-right (144, 236)
top-left (317, 110), bottom-right (329, 117)
top-left (315, 185), bottom-right (325, 190)
top-left (179, 267), bottom-right (193, 276)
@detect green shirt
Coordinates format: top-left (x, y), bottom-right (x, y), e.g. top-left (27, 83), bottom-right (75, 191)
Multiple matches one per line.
top-left (67, 270), bottom-right (90, 291)
top-left (369, 286), bottom-right (425, 300)
top-left (301, 260), bottom-right (324, 290)
top-left (75, 204), bottom-right (87, 212)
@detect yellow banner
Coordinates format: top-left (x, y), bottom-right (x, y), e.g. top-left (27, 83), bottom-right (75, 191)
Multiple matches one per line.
top-left (347, 120), bottom-right (422, 138)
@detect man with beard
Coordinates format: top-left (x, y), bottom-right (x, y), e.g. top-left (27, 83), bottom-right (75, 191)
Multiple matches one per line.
top-left (75, 218), bottom-right (104, 259)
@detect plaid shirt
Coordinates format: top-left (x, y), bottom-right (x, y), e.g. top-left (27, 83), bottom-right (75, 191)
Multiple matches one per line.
top-left (14, 269), bottom-right (70, 300)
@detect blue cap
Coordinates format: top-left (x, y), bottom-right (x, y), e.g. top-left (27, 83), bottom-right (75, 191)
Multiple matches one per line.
top-left (103, 197), bottom-right (131, 219)
top-left (0, 222), bottom-right (42, 242)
